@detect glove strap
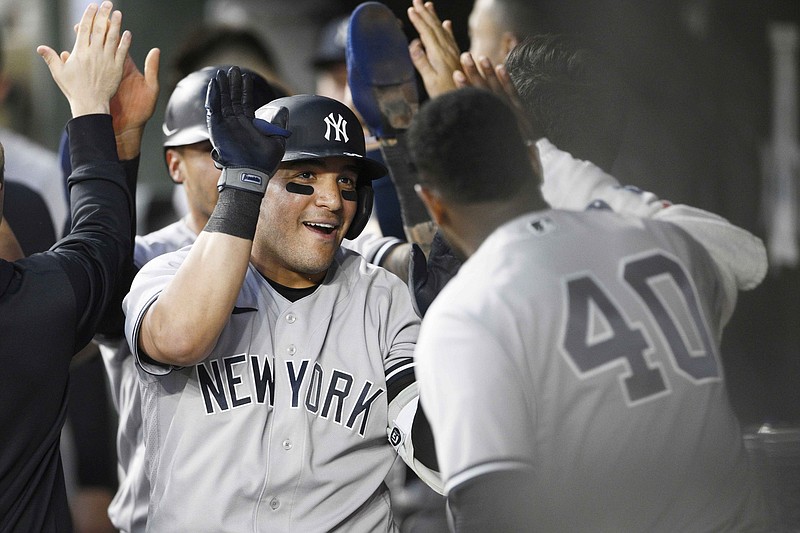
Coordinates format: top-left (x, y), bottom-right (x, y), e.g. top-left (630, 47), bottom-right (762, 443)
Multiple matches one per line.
top-left (217, 166), bottom-right (271, 195)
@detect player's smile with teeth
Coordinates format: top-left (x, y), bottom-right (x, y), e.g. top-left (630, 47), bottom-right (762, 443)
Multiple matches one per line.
top-left (304, 221), bottom-right (337, 234)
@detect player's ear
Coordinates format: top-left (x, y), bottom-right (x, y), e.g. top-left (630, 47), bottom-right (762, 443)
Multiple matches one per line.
top-left (414, 183), bottom-right (446, 227)
top-left (500, 31), bottom-right (519, 60)
top-left (165, 148), bottom-right (184, 185)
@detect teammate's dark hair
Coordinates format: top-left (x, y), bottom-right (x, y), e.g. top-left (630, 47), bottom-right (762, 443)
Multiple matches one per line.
top-left (505, 34), bottom-right (627, 171)
top-left (407, 87), bottom-right (537, 205)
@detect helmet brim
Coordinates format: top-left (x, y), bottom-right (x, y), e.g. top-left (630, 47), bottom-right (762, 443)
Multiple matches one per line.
top-left (281, 151), bottom-right (387, 182)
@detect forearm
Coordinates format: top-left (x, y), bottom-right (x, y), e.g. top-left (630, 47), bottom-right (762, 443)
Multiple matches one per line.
top-left (378, 136), bottom-right (436, 255)
top-left (139, 230), bottom-right (252, 366)
top-left (139, 187), bottom-right (260, 366)
top-left (379, 242), bottom-right (411, 283)
top-left (59, 114), bottom-right (134, 347)
top-left (538, 138), bottom-right (663, 215)
top-left (65, 114), bottom-right (132, 242)
top-left (115, 127), bottom-right (145, 161)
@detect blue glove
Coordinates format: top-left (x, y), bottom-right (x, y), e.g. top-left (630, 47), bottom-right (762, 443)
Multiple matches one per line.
top-left (205, 66), bottom-right (291, 195)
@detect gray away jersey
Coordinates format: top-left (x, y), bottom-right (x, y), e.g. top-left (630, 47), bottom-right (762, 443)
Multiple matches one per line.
top-left (124, 247), bottom-right (419, 532)
top-left (416, 209), bottom-right (772, 532)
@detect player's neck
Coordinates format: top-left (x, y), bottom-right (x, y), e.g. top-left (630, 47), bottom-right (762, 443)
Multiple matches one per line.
top-left (447, 200), bottom-right (533, 257)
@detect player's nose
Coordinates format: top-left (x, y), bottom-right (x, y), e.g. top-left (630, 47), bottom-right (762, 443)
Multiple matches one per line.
top-left (313, 174), bottom-right (344, 210)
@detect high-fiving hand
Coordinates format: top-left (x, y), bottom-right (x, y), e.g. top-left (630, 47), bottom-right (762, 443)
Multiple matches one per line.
top-left (206, 66), bottom-right (290, 196)
top-left (406, 0), bottom-right (462, 98)
top-left (37, 2), bottom-right (130, 118)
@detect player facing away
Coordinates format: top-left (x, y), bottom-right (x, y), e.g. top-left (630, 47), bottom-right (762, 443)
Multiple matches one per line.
top-left (123, 68), bottom-right (439, 531)
top-left (409, 88), bottom-right (774, 531)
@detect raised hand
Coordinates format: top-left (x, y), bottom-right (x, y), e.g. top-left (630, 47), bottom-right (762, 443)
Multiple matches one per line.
top-left (206, 66), bottom-right (290, 195)
top-left (109, 48), bottom-right (161, 159)
top-left (406, 0), bottom-right (462, 98)
top-left (37, 2), bottom-right (130, 118)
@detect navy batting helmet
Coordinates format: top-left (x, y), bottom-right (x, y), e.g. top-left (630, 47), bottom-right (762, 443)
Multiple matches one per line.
top-left (255, 94), bottom-right (387, 239)
top-left (163, 65), bottom-right (284, 148)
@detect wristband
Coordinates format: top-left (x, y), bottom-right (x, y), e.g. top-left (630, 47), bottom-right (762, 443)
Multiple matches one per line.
top-left (203, 187), bottom-right (262, 240)
top-left (216, 166), bottom-right (271, 195)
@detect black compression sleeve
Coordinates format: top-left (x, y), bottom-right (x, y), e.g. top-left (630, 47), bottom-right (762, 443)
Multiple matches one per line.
top-left (411, 401), bottom-right (439, 471)
top-left (95, 155), bottom-right (140, 340)
top-left (203, 188), bottom-right (262, 240)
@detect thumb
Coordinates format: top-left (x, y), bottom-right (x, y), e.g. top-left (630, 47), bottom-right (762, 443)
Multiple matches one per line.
top-left (144, 48), bottom-right (161, 89)
top-left (37, 45), bottom-right (60, 69)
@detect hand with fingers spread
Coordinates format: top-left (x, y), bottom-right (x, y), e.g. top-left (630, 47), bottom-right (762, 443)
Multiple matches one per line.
top-left (406, 0), bottom-right (462, 98)
top-left (206, 66), bottom-right (290, 196)
top-left (37, 1), bottom-right (130, 118)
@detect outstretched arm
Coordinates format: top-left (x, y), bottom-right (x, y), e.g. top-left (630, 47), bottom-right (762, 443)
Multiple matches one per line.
top-left (137, 67), bottom-right (289, 367)
top-left (36, 1), bottom-right (136, 347)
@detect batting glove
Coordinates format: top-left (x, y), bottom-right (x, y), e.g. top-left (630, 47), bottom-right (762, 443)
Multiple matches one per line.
top-left (409, 231), bottom-right (462, 317)
top-left (206, 66), bottom-right (291, 196)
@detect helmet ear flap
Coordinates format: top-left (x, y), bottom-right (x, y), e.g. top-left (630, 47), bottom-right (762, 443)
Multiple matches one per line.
top-left (345, 184), bottom-right (374, 240)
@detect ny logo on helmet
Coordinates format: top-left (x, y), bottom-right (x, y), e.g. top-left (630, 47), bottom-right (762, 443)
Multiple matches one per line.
top-left (324, 112), bottom-right (349, 143)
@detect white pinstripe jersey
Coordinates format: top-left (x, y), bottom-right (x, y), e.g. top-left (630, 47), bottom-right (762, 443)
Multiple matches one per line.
top-left (123, 246), bottom-right (418, 532)
top-left (416, 209), bottom-right (772, 532)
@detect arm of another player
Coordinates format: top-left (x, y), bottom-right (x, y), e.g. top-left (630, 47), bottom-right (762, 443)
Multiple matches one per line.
top-left (367, 271), bottom-right (443, 491)
top-left (94, 46), bottom-right (160, 340)
top-left (137, 67), bottom-right (288, 367)
top-left (456, 56), bottom-right (768, 303)
top-left (37, 1), bottom-right (136, 346)
top-left (415, 304), bottom-right (537, 527)
top-left (110, 49), bottom-right (160, 160)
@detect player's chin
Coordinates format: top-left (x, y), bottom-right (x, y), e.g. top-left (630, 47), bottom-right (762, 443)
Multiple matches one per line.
top-left (295, 251), bottom-right (337, 278)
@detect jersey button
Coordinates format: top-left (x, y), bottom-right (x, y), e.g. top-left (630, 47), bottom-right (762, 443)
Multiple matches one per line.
top-left (270, 497), bottom-right (280, 510)
top-left (285, 313), bottom-right (297, 324)
top-left (287, 344), bottom-right (297, 356)
top-left (282, 439), bottom-right (292, 450)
